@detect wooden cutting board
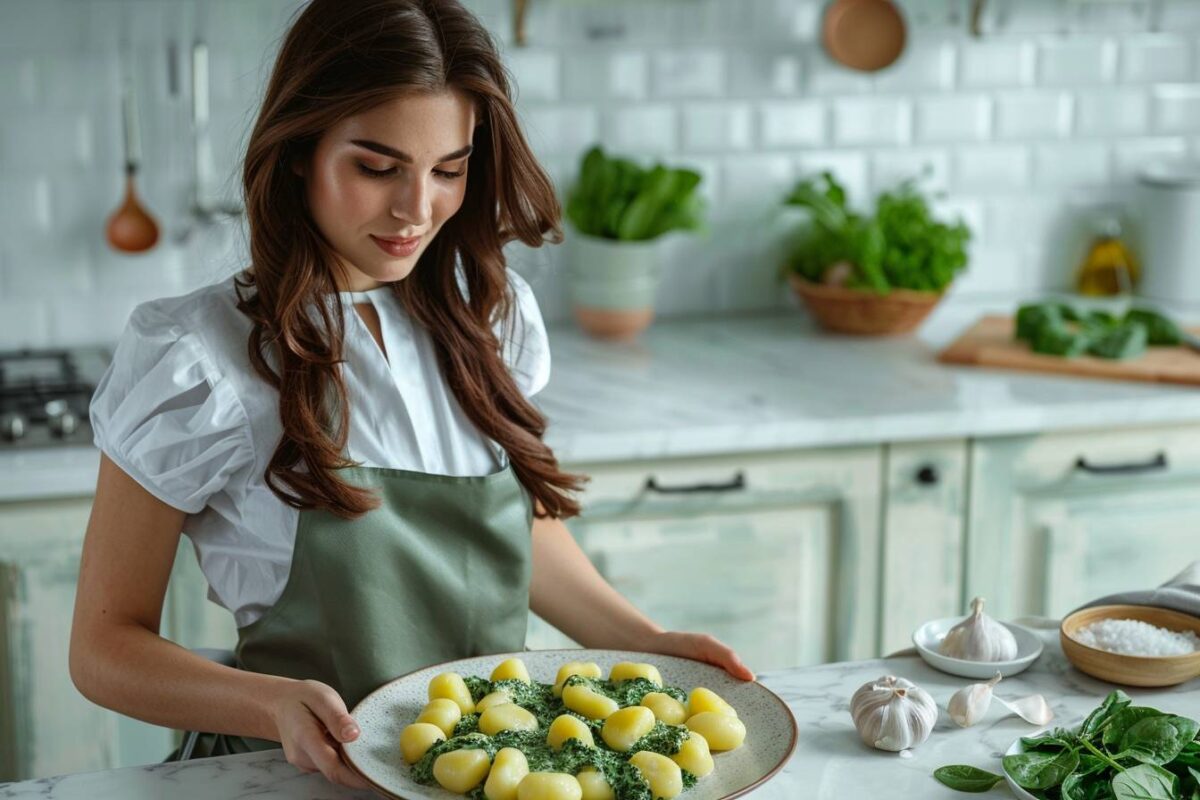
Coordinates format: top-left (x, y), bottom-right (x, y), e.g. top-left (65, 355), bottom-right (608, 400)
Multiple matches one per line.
top-left (938, 315), bottom-right (1200, 387)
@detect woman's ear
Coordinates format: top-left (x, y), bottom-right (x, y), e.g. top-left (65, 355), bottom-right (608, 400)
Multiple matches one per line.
top-left (291, 158), bottom-right (307, 178)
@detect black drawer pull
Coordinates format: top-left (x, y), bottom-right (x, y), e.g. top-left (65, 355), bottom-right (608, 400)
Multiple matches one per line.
top-left (1074, 451), bottom-right (1168, 476)
top-left (644, 471), bottom-right (747, 494)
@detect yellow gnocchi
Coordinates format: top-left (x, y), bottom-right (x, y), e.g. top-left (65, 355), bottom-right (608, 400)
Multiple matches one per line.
top-left (640, 691), bottom-right (687, 725)
top-left (553, 662), bottom-right (603, 697)
top-left (562, 683), bottom-right (619, 720)
top-left (417, 697), bottom-right (463, 737)
top-left (517, 772), bottom-right (583, 800)
top-left (671, 731), bottom-right (714, 777)
top-left (429, 672), bottom-right (476, 715)
top-left (479, 702), bottom-right (539, 735)
top-left (608, 662), bottom-right (662, 686)
top-left (688, 687), bottom-right (737, 718)
top-left (483, 747), bottom-right (529, 800)
top-left (576, 767), bottom-right (615, 800)
top-left (600, 706), bottom-right (655, 752)
top-left (433, 748), bottom-right (491, 793)
top-left (399, 722), bottom-right (446, 764)
top-left (476, 690), bottom-right (514, 712)
top-left (491, 657), bottom-right (532, 684)
top-left (547, 714), bottom-right (595, 751)
top-left (629, 751), bottom-right (683, 799)
top-left (685, 711), bottom-right (746, 751)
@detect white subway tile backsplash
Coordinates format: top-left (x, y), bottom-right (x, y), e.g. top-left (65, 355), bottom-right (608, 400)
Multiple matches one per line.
top-left (603, 105), bottom-right (678, 153)
top-left (1037, 38), bottom-right (1118, 86)
top-left (505, 49), bottom-right (561, 103)
top-left (1121, 35), bottom-right (1192, 83)
top-left (873, 40), bottom-right (956, 93)
top-left (678, 157), bottom-right (721, 208)
top-left (994, 91), bottom-right (1073, 139)
top-left (958, 40), bottom-right (1037, 88)
top-left (652, 50), bottom-right (725, 98)
top-left (721, 154), bottom-right (795, 207)
top-left (1033, 143), bottom-right (1111, 188)
top-left (48, 294), bottom-right (143, 349)
top-left (1075, 90), bottom-right (1151, 136)
top-left (1159, 1), bottom-right (1200, 31)
top-left (562, 51), bottom-right (648, 101)
top-left (1113, 137), bottom-right (1189, 182)
top-left (804, 50), bottom-right (873, 95)
top-left (682, 103), bottom-right (754, 152)
top-left (1153, 85), bottom-right (1200, 132)
top-left (832, 97), bottom-right (913, 146)
top-left (0, 178), bottom-right (52, 237)
top-left (953, 145), bottom-right (1032, 191)
top-left (727, 51), bottom-right (803, 97)
top-left (0, 56), bottom-right (38, 106)
top-left (758, 100), bottom-right (825, 148)
top-left (520, 106), bottom-right (600, 156)
top-left (870, 150), bottom-right (950, 194)
top-left (986, 195), bottom-right (1064, 248)
top-left (2, 241), bottom-right (92, 295)
top-left (0, 113), bottom-right (94, 172)
top-left (931, 196), bottom-right (987, 244)
top-left (915, 95), bottom-right (993, 143)
top-left (951, 244), bottom-right (1026, 295)
top-left (0, 298), bottom-right (50, 349)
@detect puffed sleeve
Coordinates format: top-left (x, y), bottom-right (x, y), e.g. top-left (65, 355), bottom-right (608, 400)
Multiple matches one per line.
top-left (498, 270), bottom-right (551, 397)
top-left (89, 302), bottom-right (254, 514)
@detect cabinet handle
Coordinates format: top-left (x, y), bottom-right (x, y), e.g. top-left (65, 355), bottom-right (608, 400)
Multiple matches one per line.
top-left (1073, 451), bottom-right (1168, 476)
top-left (644, 471), bottom-right (747, 494)
top-left (915, 464), bottom-right (940, 486)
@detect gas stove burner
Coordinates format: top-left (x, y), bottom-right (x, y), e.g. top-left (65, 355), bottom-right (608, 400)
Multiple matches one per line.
top-left (0, 347), bottom-right (110, 449)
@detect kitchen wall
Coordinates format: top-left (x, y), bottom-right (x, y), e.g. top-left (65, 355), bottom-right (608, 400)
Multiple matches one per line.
top-left (3, 0), bottom-right (1200, 349)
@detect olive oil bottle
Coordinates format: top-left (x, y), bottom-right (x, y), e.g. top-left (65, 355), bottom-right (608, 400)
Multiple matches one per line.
top-left (1075, 215), bottom-right (1140, 296)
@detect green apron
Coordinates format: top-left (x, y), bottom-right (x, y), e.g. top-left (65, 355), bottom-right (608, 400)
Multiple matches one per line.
top-left (184, 463), bottom-right (533, 756)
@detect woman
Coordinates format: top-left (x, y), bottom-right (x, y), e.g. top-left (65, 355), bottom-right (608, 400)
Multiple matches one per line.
top-left (69, 0), bottom-right (753, 790)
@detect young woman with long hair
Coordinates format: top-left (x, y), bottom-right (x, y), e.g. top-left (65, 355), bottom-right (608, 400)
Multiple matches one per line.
top-left (69, 0), bottom-right (752, 788)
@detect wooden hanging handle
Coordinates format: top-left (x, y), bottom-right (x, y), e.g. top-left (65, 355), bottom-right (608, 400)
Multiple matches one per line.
top-left (514, 0), bottom-right (529, 46)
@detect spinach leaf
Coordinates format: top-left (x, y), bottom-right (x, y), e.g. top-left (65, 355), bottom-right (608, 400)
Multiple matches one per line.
top-left (1032, 322), bottom-right (1091, 357)
top-left (1119, 716), bottom-right (1200, 766)
top-left (1082, 691), bottom-right (1134, 739)
top-left (1104, 708), bottom-right (1167, 749)
top-left (1126, 308), bottom-right (1184, 346)
top-left (1088, 320), bottom-right (1148, 360)
top-left (1004, 749), bottom-right (1080, 790)
top-left (1063, 770), bottom-right (1117, 800)
top-left (1111, 763), bottom-right (1178, 800)
top-left (933, 765), bottom-right (1006, 792)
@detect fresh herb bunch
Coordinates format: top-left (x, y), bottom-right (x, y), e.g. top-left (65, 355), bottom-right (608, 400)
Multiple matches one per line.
top-left (565, 145), bottom-right (706, 242)
top-left (935, 690), bottom-right (1200, 799)
top-left (1016, 301), bottom-right (1184, 360)
top-left (781, 171), bottom-right (970, 294)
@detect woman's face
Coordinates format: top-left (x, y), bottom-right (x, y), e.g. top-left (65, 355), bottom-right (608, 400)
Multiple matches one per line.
top-left (300, 89), bottom-right (476, 292)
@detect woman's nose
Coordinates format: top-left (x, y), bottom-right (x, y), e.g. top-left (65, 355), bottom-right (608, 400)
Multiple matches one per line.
top-left (390, 176), bottom-right (432, 229)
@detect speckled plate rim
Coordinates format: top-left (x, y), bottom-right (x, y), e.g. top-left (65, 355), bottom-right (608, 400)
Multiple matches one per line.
top-left (341, 649), bottom-right (799, 800)
top-left (912, 618), bottom-right (1044, 678)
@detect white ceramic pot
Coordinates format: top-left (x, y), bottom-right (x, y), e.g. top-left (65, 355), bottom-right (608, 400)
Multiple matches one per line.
top-left (1135, 161), bottom-right (1200, 307)
top-left (565, 227), bottom-right (662, 341)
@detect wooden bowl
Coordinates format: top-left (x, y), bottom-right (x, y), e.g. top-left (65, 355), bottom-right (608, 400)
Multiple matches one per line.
top-left (788, 275), bottom-right (943, 335)
top-left (572, 305), bottom-right (655, 342)
top-left (1060, 604), bottom-right (1200, 687)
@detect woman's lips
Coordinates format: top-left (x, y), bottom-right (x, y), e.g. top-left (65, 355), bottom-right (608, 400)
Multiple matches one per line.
top-left (370, 234), bottom-right (421, 258)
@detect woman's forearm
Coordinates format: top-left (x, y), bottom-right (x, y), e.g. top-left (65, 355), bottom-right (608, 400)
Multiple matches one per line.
top-left (529, 515), bottom-right (664, 650)
top-left (71, 621), bottom-right (290, 742)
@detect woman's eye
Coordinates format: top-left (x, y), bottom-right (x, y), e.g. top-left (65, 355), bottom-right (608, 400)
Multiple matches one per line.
top-left (357, 163), bottom-right (395, 178)
top-left (434, 168), bottom-right (466, 180)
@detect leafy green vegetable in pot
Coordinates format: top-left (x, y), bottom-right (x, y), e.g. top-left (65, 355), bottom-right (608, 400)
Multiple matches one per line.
top-left (781, 171), bottom-right (970, 294)
top-left (565, 145), bottom-right (706, 242)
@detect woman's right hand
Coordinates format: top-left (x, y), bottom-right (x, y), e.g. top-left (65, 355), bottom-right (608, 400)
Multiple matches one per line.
top-left (268, 678), bottom-right (373, 790)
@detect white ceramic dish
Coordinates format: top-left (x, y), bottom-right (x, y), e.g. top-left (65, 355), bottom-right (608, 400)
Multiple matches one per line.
top-left (912, 618), bottom-right (1044, 678)
top-left (342, 649), bottom-right (798, 800)
top-left (1003, 727), bottom-right (1053, 800)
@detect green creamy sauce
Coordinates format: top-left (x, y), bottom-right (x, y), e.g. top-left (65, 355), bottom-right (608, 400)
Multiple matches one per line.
top-left (412, 675), bottom-right (697, 800)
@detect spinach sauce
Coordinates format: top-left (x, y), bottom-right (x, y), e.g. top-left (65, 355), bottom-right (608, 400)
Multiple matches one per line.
top-left (411, 675), bottom-right (698, 800)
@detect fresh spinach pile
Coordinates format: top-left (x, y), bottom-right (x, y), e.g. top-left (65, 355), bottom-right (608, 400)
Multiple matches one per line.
top-left (781, 171), bottom-right (970, 294)
top-left (935, 690), bottom-right (1200, 799)
top-left (565, 145), bottom-right (706, 241)
top-left (1016, 301), bottom-right (1184, 360)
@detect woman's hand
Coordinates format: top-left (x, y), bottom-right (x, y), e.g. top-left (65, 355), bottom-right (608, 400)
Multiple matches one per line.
top-left (638, 631), bottom-right (757, 682)
top-left (267, 678), bottom-right (372, 790)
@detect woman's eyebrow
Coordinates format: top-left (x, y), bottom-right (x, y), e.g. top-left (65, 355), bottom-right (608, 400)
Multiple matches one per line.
top-left (350, 139), bottom-right (473, 163)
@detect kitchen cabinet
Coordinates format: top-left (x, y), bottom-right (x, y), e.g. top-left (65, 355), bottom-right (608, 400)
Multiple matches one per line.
top-left (0, 498), bottom-right (237, 781)
top-left (965, 423), bottom-right (1200, 622)
top-left (526, 446), bottom-right (885, 670)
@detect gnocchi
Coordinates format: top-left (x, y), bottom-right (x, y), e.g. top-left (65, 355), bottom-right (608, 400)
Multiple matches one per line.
top-left (517, 772), bottom-right (583, 800)
top-left (561, 683), bottom-right (619, 720)
top-left (399, 721), bottom-right (446, 764)
top-left (491, 657), bottom-right (533, 684)
top-left (600, 706), bottom-right (655, 752)
top-left (479, 702), bottom-right (539, 735)
top-left (429, 671), bottom-right (476, 715)
top-left (670, 731), bottom-right (714, 777)
top-left (416, 697), bottom-right (462, 737)
top-left (553, 662), bottom-right (603, 697)
top-left (608, 662), bottom-right (662, 687)
top-left (629, 751), bottom-right (684, 799)
top-left (576, 767), bottom-right (616, 800)
top-left (483, 747), bottom-right (529, 800)
top-left (547, 714), bottom-right (595, 751)
top-left (640, 692), bottom-right (688, 725)
top-left (433, 748), bottom-right (491, 793)
top-left (685, 711), bottom-right (746, 751)
top-left (687, 687), bottom-right (737, 718)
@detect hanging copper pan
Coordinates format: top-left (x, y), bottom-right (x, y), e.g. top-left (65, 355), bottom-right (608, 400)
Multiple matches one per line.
top-left (822, 0), bottom-right (907, 73)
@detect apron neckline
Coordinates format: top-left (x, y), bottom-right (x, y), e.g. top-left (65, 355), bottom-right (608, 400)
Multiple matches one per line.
top-left (339, 461), bottom-right (516, 484)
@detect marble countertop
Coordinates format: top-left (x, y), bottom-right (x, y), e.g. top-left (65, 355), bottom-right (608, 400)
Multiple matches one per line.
top-left (5, 628), bottom-right (1199, 799)
top-left (4, 297), bottom-right (1200, 501)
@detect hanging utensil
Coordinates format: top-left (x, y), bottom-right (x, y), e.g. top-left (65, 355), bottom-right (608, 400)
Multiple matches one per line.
top-left (105, 69), bottom-right (160, 254)
top-left (821, 0), bottom-right (907, 73)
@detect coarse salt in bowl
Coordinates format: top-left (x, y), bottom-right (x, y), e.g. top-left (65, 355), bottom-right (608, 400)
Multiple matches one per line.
top-left (1072, 618), bottom-right (1200, 657)
top-left (1060, 604), bottom-right (1200, 688)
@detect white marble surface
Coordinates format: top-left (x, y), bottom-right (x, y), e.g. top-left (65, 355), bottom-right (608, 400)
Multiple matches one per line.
top-left (3, 626), bottom-right (1198, 799)
top-left (5, 297), bottom-right (1199, 500)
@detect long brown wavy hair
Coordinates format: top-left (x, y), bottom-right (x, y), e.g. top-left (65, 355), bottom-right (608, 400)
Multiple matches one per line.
top-left (233, 0), bottom-right (583, 520)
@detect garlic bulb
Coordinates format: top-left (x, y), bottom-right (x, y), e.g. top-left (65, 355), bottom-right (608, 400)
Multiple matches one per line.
top-left (939, 597), bottom-right (1018, 662)
top-left (850, 675), bottom-right (938, 752)
top-left (947, 672), bottom-right (1054, 728)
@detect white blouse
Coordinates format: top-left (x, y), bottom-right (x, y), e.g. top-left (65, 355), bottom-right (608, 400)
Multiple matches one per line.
top-left (89, 270), bottom-right (551, 628)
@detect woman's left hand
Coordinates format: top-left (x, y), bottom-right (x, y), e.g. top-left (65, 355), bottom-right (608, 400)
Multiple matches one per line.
top-left (638, 631), bottom-right (756, 682)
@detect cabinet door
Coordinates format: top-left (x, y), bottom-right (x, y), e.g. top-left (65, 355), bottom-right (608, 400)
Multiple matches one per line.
top-left (880, 440), bottom-right (968, 654)
top-left (966, 424), bottom-right (1200, 621)
top-left (527, 447), bottom-right (883, 670)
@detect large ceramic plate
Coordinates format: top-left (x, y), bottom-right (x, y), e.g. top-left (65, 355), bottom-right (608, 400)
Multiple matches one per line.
top-left (342, 649), bottom-right (798, 800)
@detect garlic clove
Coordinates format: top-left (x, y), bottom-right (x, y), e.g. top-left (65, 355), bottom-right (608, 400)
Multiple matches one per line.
top-left (995, 694), bottom-right (1054, 726)
top-left (947, 672), bottom-right (1001, 728)
top-left (939, 596), bottom-right (1019, 662)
